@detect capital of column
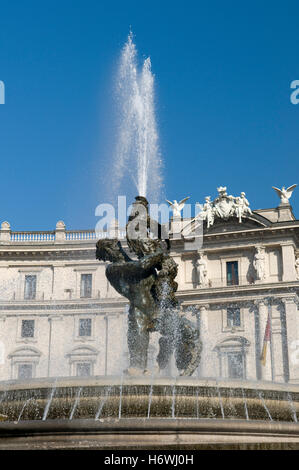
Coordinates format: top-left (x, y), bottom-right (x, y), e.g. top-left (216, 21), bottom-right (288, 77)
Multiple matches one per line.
top-left (280, 296), bottom-right (299, 307)
top-left (105, 313), bottom-right (120, 319)
top-left (253, 298), bottom-right (266, 308)
top-left (254, 296), bottom-right (277, 308)
top-left (280, 241), bottom-right (296, 248)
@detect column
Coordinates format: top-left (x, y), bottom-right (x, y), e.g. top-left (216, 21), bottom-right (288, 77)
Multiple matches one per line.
top-left (255, 299), bottom-right (272, 381)
top-left (281, 243), bottom-right (296, 282)
top-left (282, 297), bottom-right (299, 383)
top-left (198, 304), bottom-right (210, 377)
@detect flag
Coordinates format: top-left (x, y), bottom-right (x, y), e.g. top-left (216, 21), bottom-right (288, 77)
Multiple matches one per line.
top-left (260, 311), bottom-right (271, 366)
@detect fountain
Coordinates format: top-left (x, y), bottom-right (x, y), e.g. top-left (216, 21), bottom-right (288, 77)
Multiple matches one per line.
top-left (0, 34), bottom-right (299, 450)
top-left (110, 32), bottom-right (163, 204)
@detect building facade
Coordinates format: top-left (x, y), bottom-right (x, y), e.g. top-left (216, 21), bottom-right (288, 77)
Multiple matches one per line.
top-left (0, 188), bottom-right (299, 383)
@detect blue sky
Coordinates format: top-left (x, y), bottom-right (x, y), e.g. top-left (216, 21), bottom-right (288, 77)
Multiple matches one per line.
top-left (0, 0), bottom-right (299, 230)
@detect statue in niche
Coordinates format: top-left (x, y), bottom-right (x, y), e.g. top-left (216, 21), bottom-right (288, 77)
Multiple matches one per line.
top-left (295, 256), bottom-right (299, 280)
top-left (96, 196), bottom-right (202, 377)
top-left (194, 252), bottom-right (207, 287)
top-left (253, 246), bottom-right (266, 280)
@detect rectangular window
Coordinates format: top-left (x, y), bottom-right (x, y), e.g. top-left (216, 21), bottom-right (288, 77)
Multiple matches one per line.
top-left (80, 274), bottom-right (92, 298)
top-left (76, 362), bottom-right (91, 377)
top-left (227, 353), bottom-right (244, 379)
top-left (18, 364), bottom-right (33, 379)
top-left (227, 307), bottom-right (241, 328)
top-left (226, 262), bottom-right (239, 286)
top-left (21, 319), bottom-right (35, 338)
top-left (24, 275), bottom-right (37, 300)
top-left (79, 318), bottom-right (92, 337)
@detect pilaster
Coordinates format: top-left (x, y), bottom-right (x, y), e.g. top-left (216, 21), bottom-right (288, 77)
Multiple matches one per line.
top-left (254, 299), bottom-right (272, 381)
top-left (281, 243), bottom-right (296, 282)
top-left (48, 315), bottom-right (64, 377)
top-left (198, 304), bottom-right (210, 377)
top-left (281, 297), bottom-right (299, 383)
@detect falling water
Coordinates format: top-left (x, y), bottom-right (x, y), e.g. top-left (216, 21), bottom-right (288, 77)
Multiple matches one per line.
top-left (42, 383), bottom-right (56, 421)
top-left (258, 390), bottom-right (272, 421)
top-left (69, 387), bottom-right (82, 420)
top-left (0, 391), bottom-right (7, 406)
top-left (111, 32), bottom-right (163, 203)
top-left (216, 384), bottom-right (225, 419)
top-left (195, 388), bottom-right (200, 418)
top-left (287, 392), bottom-right (298, 423)
top-left (17, 398), bottom-right (38, 423)
top-left (95, 386), bottom-right (112, 420)
top-left (118, 374), bottom-right (124, 419)
top-left (147, 383), bottom-right (154, 419)
top-left (171, 378), bottom-right (177, 418)
top-left (147, 373), bottom-right (156, 419)
top-left (242, 388), bottom-right (249, 420)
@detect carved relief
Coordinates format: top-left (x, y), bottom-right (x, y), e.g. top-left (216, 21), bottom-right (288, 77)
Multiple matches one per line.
top-left (197, 186), bottom-right (252, 228)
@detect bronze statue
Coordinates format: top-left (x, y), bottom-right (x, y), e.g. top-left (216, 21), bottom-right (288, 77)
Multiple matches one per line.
top-left (96, 196), bottom-right (201, 376)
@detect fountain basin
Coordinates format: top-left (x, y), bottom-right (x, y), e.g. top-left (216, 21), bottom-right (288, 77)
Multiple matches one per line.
top-left (0, 376), bottom-right (299, 423)
top-left (0, 377), bottom-right (299, 449)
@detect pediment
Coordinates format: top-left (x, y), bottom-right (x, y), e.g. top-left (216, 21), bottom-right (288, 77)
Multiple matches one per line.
top-left (181, 186), bottom-right (274, 237)
top-left (8, 346), bottom-right (41, 358)
top-left (204, 214), bottom-right (270, 233)
top-left (215, 336), bottom-right (250, 349)
top-left (66, 345), bottom-right (98, 357)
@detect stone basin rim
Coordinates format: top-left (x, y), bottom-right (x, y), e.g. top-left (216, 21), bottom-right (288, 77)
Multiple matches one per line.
top-left (0, 418), bottom-right (299, 436)
top-left (0, 376), bottom-right (299, 393)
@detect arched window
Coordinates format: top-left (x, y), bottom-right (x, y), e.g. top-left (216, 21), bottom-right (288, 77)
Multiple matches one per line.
top-left (214, 336), bottom-right (250, 379)
top-left (8, 346), bottom-right (42, 380)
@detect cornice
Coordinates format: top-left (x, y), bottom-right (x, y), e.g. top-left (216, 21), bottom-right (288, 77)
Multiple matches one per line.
top-left (176, 281), bottom-right (299, 304)
top-left (0, 297), bottom-right (128, 312)
top-left (180, 291), bottom-right (299, 308)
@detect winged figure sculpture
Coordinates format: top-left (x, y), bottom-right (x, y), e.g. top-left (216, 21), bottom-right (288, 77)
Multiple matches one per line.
top-left (166, 197), bottom-right (190, 217)
top-left (272, 184), bottom-right (297, 204)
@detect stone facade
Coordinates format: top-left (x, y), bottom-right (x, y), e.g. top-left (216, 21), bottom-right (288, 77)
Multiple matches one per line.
top-left (0, 200), bottom-right (299, 383)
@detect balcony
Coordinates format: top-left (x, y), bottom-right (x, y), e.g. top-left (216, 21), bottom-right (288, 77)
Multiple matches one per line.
top-left (204, 275), bottom-right (256, 288)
